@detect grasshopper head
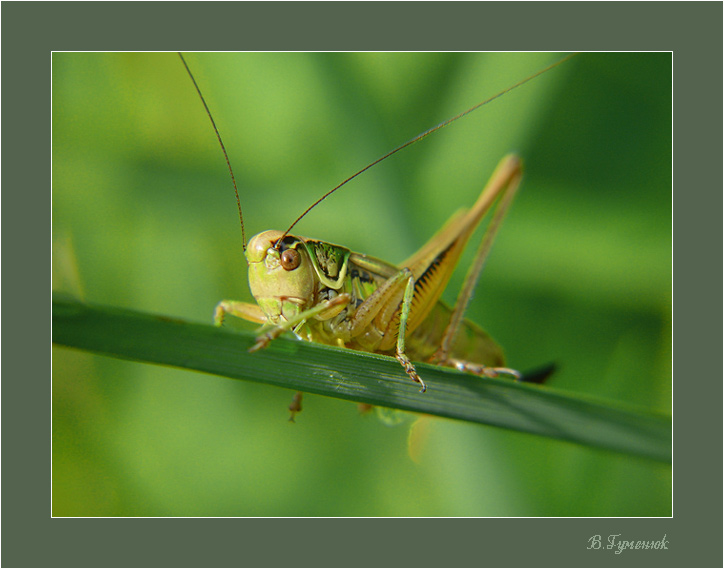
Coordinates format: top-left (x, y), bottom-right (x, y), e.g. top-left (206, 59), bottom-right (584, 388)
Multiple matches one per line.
top-left (245, 230), bottom-right (316, 324)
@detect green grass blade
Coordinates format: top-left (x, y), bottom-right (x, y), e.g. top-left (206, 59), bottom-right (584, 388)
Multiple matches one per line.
top-left (52, 295), bottom-right (671, 462)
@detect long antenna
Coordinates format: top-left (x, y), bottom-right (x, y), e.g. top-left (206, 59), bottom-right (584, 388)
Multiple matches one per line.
top-left (276, 52), bottom-right (577, 247)
top-left (178, 52), bottom-right (247, 250)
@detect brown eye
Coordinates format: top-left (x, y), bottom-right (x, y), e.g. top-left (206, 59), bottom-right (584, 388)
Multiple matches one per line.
top-left (280, 248), bottom-right (301, 271)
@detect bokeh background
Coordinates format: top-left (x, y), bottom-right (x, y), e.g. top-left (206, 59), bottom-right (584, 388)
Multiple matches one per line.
top-left (52, 52), bottom-right (671, 516)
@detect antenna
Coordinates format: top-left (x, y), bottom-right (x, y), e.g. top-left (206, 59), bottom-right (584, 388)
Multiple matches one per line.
top-left (178, 52), bottom-right (247, 250)
top-left (276, 52), bottom-right (577, 248)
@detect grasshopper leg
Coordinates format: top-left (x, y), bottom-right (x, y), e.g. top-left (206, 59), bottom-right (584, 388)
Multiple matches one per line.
top-left (250, 294), bottom-right (352, 352)
top-left (343, 267), bottom-right (426, 392)
top-left (395, 274), bottom-right (426, 392)
top-left (214, 300), bottom-right (267, 326)
top-left (433, 155), bottom-right (523, 371)
top-left (288, 391), bottom-right (303, 422)
top-left (215, 297), bottom-right (350, 422)
top-left (449, 359), bottom-right (522, 381)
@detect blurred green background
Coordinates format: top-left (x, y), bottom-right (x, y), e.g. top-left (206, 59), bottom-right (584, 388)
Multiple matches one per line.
top-left (52, 52), bottom-right (671, 516)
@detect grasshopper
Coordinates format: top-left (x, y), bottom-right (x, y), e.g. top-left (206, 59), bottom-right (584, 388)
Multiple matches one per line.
top-left (180, 53), bottom-right (571, 419)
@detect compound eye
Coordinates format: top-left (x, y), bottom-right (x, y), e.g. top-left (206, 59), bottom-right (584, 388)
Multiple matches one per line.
top-left (280, 248), bottom-right (301, 271)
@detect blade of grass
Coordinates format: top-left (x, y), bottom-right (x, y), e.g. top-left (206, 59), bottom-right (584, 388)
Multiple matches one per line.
top-left (52, 294), bottom-right (671, 462)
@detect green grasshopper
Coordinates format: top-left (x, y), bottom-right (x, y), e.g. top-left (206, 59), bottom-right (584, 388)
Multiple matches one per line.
top-left (180, 53), bottom-right (571, 419)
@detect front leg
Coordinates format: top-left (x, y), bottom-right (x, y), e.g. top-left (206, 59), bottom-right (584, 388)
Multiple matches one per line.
top-left (214, 296), bottom-right (352, 351)
top-left (250, 294), bottom-right (352, 352)
top-left (214, 297), bottom-right (351, 424)
top-left (214, 300), bottom-right (267, 326)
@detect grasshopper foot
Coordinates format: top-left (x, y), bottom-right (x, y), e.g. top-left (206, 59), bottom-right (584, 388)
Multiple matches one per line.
top-left (249, 323), bottom-right (287, 353)
top-left (213, 303), bottom-right (226, 327)
top-left (428, 348), bottom-right (446, 366)
top-left (288, 391), bottom-right (303, 422)
top-left (451, 360), bottom-right (522, 381)
top-left (249, 333), bottom-right (272, 353)
top-left (395, 353), bottom-right (427, 393)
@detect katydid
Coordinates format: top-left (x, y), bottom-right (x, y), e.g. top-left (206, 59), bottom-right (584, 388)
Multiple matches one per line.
top-left (180, 53), bottom-right (571, 419)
